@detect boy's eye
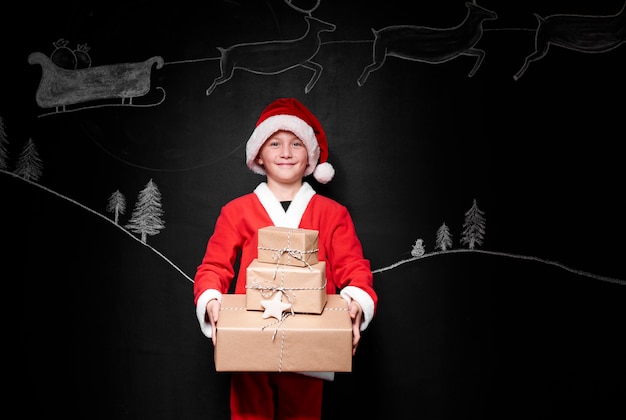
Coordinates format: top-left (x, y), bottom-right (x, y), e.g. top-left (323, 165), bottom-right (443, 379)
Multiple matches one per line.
top-left (292, 141), bottom-right (303, 147)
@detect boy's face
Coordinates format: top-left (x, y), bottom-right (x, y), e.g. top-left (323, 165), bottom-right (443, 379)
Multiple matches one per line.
top-left (256, 130), bottom-right (309, 183)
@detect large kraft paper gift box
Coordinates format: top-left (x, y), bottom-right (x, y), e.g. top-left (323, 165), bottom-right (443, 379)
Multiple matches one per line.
top-left (214, 294), bottom-right (352, 372)
top-left (257, 226), bottom-right (319, 267)
top-left (246, 258), bottom-right (327, 314)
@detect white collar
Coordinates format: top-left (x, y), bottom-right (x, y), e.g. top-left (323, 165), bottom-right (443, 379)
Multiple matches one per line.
top-left (254, 182), bottom-right (316, 228)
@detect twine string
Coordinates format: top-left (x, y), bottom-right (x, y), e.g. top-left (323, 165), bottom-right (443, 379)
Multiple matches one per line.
top-left (261, 312), bottom-right (293, 371)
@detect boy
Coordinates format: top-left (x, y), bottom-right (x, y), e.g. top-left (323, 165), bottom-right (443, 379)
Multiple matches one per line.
top-left (193, 98), bottom-right (378, 419)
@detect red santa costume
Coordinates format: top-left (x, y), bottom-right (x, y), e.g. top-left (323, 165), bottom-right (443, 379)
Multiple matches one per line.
top-left (193, 98), bottom-right (377, 419)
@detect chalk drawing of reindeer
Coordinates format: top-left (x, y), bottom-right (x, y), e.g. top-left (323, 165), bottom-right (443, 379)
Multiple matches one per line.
top-left (357, 1), bottom-right (497, 86)
top-left (206, 15), bottom-right (336, 95)
top-left (513, 2), bottom-right (626, 80)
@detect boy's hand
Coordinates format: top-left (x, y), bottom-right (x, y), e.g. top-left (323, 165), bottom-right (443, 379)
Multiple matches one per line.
top-left (206, 299), bottom-right (221, 346)
top-left (349, 300), bottom-right (363, 356)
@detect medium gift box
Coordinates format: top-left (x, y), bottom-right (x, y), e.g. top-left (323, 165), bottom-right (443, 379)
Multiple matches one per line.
top-left (214, 294), bottom-right (352, 373)
top-left (257, 226), bottom-right (319, 267)
top-left (246, 258), bottom-right (328, 314)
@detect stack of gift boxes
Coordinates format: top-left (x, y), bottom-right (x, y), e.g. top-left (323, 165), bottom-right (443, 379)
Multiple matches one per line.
top-left (214, 226), bottom-right (353, 373)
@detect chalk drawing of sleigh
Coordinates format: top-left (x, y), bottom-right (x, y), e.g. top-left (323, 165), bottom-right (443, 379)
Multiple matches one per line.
top-left (28, 52), bottom-right (166, 116)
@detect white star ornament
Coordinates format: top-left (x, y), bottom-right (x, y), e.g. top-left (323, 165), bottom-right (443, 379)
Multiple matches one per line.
top-left (260, 293), bottom-right (292, 320)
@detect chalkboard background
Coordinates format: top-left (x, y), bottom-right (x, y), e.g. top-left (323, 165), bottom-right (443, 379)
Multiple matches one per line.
top-left (4, 1), bottom-right (625, 419)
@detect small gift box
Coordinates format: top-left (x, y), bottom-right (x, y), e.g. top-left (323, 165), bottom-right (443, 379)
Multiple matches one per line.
top-left (257, 226), bottom-right (319, 267)
top-left (246, 258), bottom-right (327, 314)
top-left (214, 294), bottom-right (352, 372)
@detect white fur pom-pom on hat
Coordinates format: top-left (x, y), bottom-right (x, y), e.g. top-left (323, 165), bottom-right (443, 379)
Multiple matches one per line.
top-left (313, 162), bottom-right (335, 184)
top-left (246, 98), bottom-right (335, 183)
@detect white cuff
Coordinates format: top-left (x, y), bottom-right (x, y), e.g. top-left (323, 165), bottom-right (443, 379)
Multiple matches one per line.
top-left (340, 286), bottom-right (375, 331)
top-left (195, 289), bottom-right (223, 339)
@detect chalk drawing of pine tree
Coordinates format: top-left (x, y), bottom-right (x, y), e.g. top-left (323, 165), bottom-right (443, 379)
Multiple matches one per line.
top-left (0, 115), bottom-right (9, 170)
top-left (460, 199), bottom-right (485, 249)
top-left (125, 179), bottom-right (165, 243)
top-left (106, 189), bottom-right (127, 225)
top-left (435, 222), bottom-right (453, 251)
top-left (14, 138), bottom-right (43, 181)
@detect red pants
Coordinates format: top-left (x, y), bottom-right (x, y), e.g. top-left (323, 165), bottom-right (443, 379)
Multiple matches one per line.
top-left (230, 372), bottom-right (323, 420)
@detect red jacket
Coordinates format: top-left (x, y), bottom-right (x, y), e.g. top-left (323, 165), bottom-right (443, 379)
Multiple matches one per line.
top-left (193, 182), bottom-right (377, 331)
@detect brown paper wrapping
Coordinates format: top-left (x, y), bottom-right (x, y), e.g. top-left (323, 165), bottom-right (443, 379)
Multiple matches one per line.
top-left (257, 226), bottom-right (319, 267)
top-left (246, 258), bottom-right (327, 314)
top-left (215, 294), bottom-right (352, 372)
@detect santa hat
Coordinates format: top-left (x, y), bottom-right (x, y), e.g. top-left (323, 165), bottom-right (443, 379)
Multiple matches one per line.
top-left (246, 98), bottom-right (335, 184)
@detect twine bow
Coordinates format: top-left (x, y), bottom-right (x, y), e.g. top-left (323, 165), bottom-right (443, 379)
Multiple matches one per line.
top-left (246, 270), bottom-right (327, 304)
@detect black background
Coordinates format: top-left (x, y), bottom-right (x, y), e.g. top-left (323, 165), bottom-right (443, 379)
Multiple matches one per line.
top-left (4, 1), bottom-right (625, 418)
